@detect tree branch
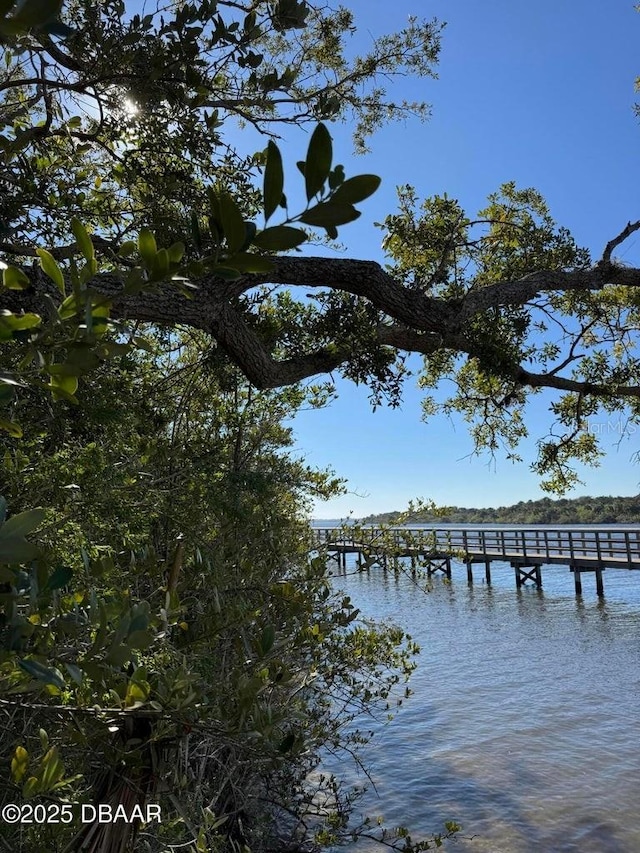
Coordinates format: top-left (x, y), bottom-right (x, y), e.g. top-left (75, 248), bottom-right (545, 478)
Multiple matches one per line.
top-left (4, 251), bottom-right (640, 395)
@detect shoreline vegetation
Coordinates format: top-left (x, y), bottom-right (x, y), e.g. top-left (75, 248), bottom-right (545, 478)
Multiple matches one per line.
top-left (344, 495), bottom-right (640, 526)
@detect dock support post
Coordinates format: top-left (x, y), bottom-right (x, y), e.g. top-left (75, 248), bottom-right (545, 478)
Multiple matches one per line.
top-left (485, 559), bottom-right (492, 585)
top-left (466, 561), bottom-right (473, 584)
top-left (573, 567), bottom-right (582, 596)
top-left (513, 564), bottom-right (542, 589)
top-left (595, 567), bottom-right (604, 597)
top-left (426, 557), bottom-right (451, 578)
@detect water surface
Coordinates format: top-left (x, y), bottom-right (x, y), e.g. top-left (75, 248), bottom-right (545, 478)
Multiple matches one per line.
top-left (329, 556), bottom-right (640, 852)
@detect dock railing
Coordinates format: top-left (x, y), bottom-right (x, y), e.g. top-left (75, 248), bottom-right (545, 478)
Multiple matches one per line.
top-left (312, 526), bottom-right (640, 569)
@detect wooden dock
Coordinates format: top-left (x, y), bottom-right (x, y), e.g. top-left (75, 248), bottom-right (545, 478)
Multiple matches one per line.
top-left (312, 526), bottom-right (640, 597)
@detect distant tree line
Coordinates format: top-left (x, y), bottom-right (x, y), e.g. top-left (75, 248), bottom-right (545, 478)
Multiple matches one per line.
top-left (363, 495), bottom-right (640, 525)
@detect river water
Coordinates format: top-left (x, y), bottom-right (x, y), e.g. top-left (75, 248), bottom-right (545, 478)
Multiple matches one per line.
top-left (326, 552), bottom-right (640, 853)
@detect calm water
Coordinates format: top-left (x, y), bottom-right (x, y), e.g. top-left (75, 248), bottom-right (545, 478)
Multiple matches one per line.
top-left (326, 555), bottom-right (640, 853)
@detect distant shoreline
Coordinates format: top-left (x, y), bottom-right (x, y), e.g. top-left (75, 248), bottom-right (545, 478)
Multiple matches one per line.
top-left (316, 494), bottom-right (640, 526)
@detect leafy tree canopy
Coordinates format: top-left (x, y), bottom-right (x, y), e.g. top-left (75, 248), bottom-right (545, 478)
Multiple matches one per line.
top-left (1, 1), bottom-right (640, 493)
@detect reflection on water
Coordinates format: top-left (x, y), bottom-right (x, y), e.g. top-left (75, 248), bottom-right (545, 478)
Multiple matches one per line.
top-left (329, 558), bottom-right (640, 852)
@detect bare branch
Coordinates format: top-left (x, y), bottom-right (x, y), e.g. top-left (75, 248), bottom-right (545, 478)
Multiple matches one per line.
top-left (602, 220), bottom-right (640, 263)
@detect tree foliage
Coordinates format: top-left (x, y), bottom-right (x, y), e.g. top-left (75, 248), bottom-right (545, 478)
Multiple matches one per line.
top-left (0, 330), bottom-right (444, 851)
top-left (0, 1), bottom-right (639, 848)
top-left (2, 2), bottom-right (640, 489)
top-left (0, 5), bottom-right (464, 851)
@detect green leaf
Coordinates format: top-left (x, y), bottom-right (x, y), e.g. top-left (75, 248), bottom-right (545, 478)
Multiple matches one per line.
top-left (151, 248), bottom-right (170, 279)
top-left (2, 266), bottom-right (30, 290)
top-left (128, 610), bottom-right (149, 634)
top-left (18, 659), bottom-right (65, 689)
top-left (106, 645), bottom-right (132, 667)
top-left (11, 746), bottom-right (28, 784)
top-left (252, 226), bottom-right (307, 251)
top-left (218, 193), bottom-right (247, 254)
top-left (264, 141), bottom-right (284, 222)
top-left (168, 242), bottom-right (185, 264)
top-left (64, 663), bottom-right (83, 685)
top-left (0, 311), bottom-right (41, 333)
top-left (328, 164), bottom-right (345, 190)
top-left (98, 341), bottom-right (130, 359)
top-left (0, 536), bottom-right (37, 563)
top-left (43, 565), bottom-right (73, 592)
top-left (77, 661), bottom-right (104, 682)
top-left (305, 123), bottom-right (332, 201)
top-left (118, 240), bottom-right (137, 258)
top-left (62, 345), bottom-right (102, 374)
top-left (260, 624), bottom-right (275, 655)
top-left (1, 508), bottom-right (45, 538)
top-left (0, 418), bottom-right (22, 438)
top-left (11, 0), bottom-right (63, 29)
top-left (49, 374), bottom-right (78, 402)
top-left (22, 777), bottom-right (39, 799)
top-left (40, 746), bottom-right (64, 790)
top-left (239, 221), bottom-right (257, 252)
top-left (299, 203), bottom-right (360, 229)
top-left (138, 229), bottom-right (157, 267)
top-left (331, 174), bottom-right (381, 205)
top-left (58, 293), bottom-right (83, 320)
top-left (209, 265), bottom-right (242, 280)
top-left (36, 249), bottom-right (65, 294)
top-left (127, 629), bottom-right (153, 650)
top-left (71, 218), bottom-right (94, 262)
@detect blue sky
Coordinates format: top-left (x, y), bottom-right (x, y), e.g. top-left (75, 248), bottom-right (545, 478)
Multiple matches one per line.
top-left (277, 0), bottom-right (640, 518)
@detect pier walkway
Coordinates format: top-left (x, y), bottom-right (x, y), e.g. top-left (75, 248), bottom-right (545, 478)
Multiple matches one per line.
top-left (312, 526), bottom-right (640, 596)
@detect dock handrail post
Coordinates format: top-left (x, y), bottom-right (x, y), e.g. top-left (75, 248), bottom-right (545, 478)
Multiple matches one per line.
top-left (625, 531), bottom-right (631, 566)
top-left (521, 529), bottom-right (527, 561)
top-left (500, 529), bottom-right (505, 556)
top-left (595, 530), bottom-right (602, 564)
top-left (462, 529), bottom-right (468, 559)
top-left (545, 529), bottom-right (550, 561)
top-left (569, 531), bottom-right (575, 564)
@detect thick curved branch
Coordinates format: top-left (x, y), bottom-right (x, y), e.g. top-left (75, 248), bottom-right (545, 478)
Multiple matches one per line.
top-left (4, 251), bottom-right (640, 395)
